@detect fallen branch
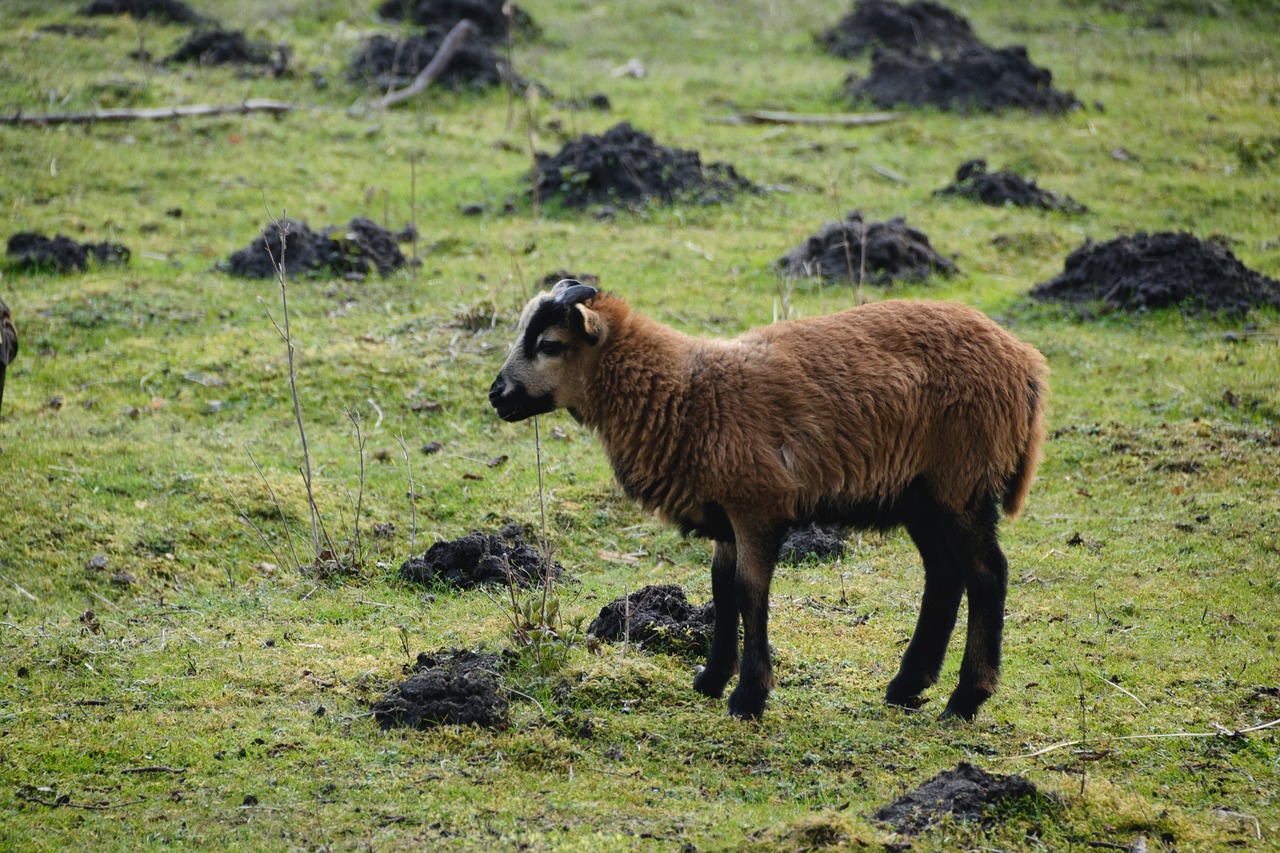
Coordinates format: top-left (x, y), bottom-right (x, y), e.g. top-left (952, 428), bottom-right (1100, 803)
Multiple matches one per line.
top-left (1002, 716), bottom-right (1280, 761)
top-left (17, 790), bottom-right (146, 810)
top-left (0, 99), bottom-right (294, 127)
top-left (372, 19), bottom-right (480, 110)
top-left (709, 110), bottom-right (902, 127)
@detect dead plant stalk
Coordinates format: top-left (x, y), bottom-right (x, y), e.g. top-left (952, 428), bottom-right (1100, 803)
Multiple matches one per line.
top-left (259, 209), bottom-right (335, 562)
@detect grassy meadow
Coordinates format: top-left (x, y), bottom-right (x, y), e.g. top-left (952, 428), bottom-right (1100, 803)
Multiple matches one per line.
top-left (1, 0), bottom-right (1278, 849)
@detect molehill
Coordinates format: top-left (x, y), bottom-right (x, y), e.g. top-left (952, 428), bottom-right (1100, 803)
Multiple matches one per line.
top-left (1031, 231), bottom-right (1280, 317)
top-left (777, 212), bottom-right (955, 284)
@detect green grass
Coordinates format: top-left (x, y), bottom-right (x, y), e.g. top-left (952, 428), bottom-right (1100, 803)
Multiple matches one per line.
top-left (2, 0), bottom-right (1279, 849)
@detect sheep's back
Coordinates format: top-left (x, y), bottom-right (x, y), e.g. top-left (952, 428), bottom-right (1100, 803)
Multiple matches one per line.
top-left (730, 300), bottom-right (1046, 515)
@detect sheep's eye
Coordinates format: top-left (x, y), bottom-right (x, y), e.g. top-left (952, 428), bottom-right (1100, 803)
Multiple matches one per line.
top-left (536, 339), bottom-right (566, 357)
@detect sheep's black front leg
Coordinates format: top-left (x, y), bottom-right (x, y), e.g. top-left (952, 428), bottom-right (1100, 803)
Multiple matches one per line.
top-left (693, 540), bottom-right (738, 699)
top-left (727, 531), bottom-right (778, 719)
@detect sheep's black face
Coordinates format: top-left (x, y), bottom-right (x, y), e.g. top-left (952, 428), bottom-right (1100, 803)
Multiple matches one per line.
top-left (490, 281), bottom-right (599, 423)
top-left (488, 373), bottom-right (555, 422)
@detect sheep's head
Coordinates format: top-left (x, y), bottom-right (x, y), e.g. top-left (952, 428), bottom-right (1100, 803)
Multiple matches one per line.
top-left (489, 280), bottom-right (604, 422)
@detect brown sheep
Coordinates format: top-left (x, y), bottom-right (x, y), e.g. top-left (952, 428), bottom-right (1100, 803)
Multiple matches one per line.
top-left (489, 281), bottom-right (1048, 720)
top-left (0, 298), bottom-right (16, 417)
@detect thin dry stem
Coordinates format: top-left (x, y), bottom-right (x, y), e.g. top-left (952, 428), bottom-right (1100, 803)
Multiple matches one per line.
top-left (242, 445), bottom-right (303, 571)
top-left (395, 434), bottom-right (418, 558)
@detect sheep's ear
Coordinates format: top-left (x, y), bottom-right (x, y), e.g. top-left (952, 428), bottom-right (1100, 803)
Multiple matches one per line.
top-left (569, 304), bottom-right (602, 345)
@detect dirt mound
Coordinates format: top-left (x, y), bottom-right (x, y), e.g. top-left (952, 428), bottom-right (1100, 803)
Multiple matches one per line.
top-left (777, 211), bottom-right (956, 284)
top-left (935, 159), bottom-right (1086, 213)
top-left (6, 232), bottom-right (130, 273)
top-left (779, 524), bottom-right (850, 565)
top-left (817, 0), bottom-right (979, 59)
top-left (222, 217), bottom-right (408, 280)
top-left (349, 30), bottom-right (507, 90)
top-left (1030, 231), bottom-right (1280, 317)
top-left (531, 122), bottom-right (755, 209)
top-left (165, 29), bottom-right (289, 75)
top-left (399, 529), bottom-right (562, 589)
top-left (874, 762), bottom-right (1053, 833)
top-left (376, 0), bottom-right (539, 40)
top-left (79, 0), bottom-right (204, 24)
top-left (847, 44), bottom-right (1078, 114)
top-left (588, 584), bottom-right (715, 657)
top-left (373, 649), bottom-right (508, 729)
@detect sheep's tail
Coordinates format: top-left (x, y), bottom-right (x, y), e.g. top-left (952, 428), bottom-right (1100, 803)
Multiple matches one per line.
top-left (1002, 375), bottom-right (1048, 519)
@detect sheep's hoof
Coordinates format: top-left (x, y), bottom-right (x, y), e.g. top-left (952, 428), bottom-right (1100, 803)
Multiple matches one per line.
top-left (885, 684), bottom-right (928, 710)
top-left (937, 705), bottom-right (977, 722)
top-left (886, 695), bottom-right (927, 712)
top-left (692, 670), bottom-right (727, 699)
top-left (727, 685), bottom-right (767, 720)
top-left (940, 685), bottom-right (991, 721)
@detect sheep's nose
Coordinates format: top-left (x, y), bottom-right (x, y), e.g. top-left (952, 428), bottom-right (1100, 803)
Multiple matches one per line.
top-left (488, 375), bottom-right (506, 404)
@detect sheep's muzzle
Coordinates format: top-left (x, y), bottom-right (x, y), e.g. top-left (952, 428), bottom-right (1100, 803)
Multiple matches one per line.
top-left (488, 373), bottom-right (555, 422)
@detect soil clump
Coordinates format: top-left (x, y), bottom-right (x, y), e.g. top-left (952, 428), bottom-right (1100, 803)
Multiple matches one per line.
top-left (777, 211), bottom-right (955, 284)
top-left (222, 217), bottom-right (408, 280)
top-left (165, 29), bottom-right (289, 75)
top-left (531, 122), bottom-right (755, 209)
top-left (779, 524), bottom-right (850, 564)
top-left (1030, 231), bottom-right (1280, 317)
top-left (847, 44), bottom-right (1078, 113)
top-left (935, 159), bottom-right (1086, 213)
top-left (399, 529), bottom-right (563, 589)
top-left (6, 232), bottom-right (130, 273)
top-left (588, 584), bottom-right (714, 657)
top-left (349, 30), bottom-right (508, 90)
top-left (373, 648), bottom-right (508, 729)
top-left (376, 0), bottom-right (539, 40)
top-left (818, 0), bottom-right (979, 59)
top-left (874, 762), bottom-right (1052, 833)
top-left (79, 0), bottom-right (204, 24)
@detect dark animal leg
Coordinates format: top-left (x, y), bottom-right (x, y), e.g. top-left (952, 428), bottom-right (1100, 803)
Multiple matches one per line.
top-left (885, 507), bottom-right (965, 709)
top-left (941, 497), bottom-right (1007, 721)
top-left (693, 540), bottom-right (739, 699)
top-left (726, 530), bottom-right (778, 719)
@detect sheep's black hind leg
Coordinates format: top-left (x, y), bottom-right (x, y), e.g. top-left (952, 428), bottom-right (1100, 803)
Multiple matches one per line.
top-left (941, 497), bottom-right (1007, 721)
top-left (693, 540), bottom-right (739, 699)
top-left (885, 507), bottom-right (965, 710)
top-left (727, 530), bottom-right (779, 719)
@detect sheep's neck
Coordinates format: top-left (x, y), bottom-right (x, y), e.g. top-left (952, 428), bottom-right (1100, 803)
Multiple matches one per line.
top-left (586, 320), bottom-right (698, 512)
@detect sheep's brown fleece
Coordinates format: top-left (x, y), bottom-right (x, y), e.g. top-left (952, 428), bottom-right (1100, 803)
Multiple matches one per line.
top-left (578, 295), bottom-right (1044, 533)
top-left (490, 285), bottom-right (1048, 720)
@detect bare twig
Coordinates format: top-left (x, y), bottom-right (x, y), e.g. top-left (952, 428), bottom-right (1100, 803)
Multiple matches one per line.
top-left (372, 20), bottom-right (480, 110)
top-left (709, 110), bottom-right (902, 127)
top-left (0, 572), bottom-right (38, 602)
top-left (0, 99), bottom-right (293, 127)
top-left (17, 790), bottom-right (145, 810)
top-left (1002, 717), bottom-right (1280, 761)
top-left (534, 415), bottom-right (553, 624)
top-left (213, 458), bottom-right (290, 572)
top-left (395, 434), bottom-right (418, 558)
top-left (1096, 674), bottom-right (1148, 709)
top-left (242, 445), bottom-right (303, 572)
top-left (346, 410), bottom-right (368, 564)
top-left (259, 206), bottom-right (336, 563)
